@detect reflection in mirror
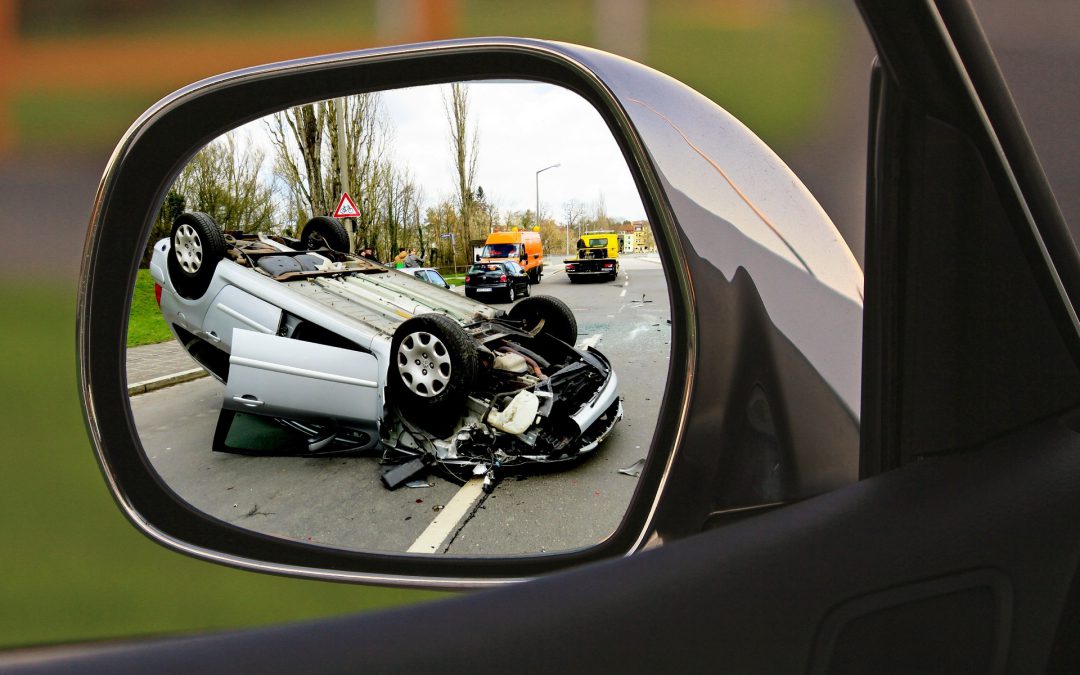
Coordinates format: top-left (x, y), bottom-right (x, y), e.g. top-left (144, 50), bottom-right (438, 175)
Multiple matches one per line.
top-left (128, 80), bottom-right (671, 556)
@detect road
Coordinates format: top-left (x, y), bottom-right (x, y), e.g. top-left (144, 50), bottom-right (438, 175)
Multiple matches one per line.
top-left (130, 254), bottom-right (671, 556)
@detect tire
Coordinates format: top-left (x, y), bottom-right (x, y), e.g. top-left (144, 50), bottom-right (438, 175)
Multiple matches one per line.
top-left (167, 212), bottom-right (225, 300)
top-left (508, 295), bottom-right (578, 345)
top-left (507, 285), bottom-right (516, 303)
top-left (568, 276), bottom-right (578, 284)
top-left (529, 268), bottom-right (542, 285)
top-left (522, 282), bottom-right (531, 298)
top-left (390, 314), bottom-right (478, 429)
top-left (300, 216), bottom-right (350, 252)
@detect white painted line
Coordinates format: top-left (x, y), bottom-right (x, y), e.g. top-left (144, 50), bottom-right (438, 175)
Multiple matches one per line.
top-left (407, 478), bottom-right (486, 554)
top-left (620, 288), bottom-right (627, 297)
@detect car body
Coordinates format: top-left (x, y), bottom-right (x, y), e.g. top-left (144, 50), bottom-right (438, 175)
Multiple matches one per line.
top-left (149, 215), bottom-right (621, 487)
top-left (398, 267), bottom-right (452, 289)
top-left (463, 261), bottom-right (530, 303)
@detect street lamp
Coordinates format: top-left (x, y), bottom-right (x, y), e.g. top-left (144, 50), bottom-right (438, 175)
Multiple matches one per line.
top-left (535, 162), bottom-right (560, 246)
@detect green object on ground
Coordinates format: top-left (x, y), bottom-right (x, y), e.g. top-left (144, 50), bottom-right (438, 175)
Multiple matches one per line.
top-left (0, 280), bottom-right (442, 649)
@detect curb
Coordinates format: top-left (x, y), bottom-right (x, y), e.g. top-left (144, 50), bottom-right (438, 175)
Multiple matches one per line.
top-left (128, 368), bottom-right (208, 396)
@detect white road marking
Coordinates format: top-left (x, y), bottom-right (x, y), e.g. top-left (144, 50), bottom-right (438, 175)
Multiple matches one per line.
top-left (620, 288), bottom-right (627, 297)
top-left (407, 478), bottom-right (486, 554)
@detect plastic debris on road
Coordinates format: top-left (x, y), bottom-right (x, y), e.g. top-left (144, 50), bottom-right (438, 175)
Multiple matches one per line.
top-left (618, 458), bottom-right (645, 477)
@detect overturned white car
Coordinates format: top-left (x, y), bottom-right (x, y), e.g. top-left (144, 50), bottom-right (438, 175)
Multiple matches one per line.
top-left (148, 212), bottom-right (622, 489)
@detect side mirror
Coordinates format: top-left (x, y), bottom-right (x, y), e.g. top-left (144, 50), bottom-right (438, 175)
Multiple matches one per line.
top-left (80, 38), bottom-right (861, 587)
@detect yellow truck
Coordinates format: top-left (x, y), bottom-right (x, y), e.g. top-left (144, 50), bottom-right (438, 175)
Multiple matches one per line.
top-left (564, 232), bottom-right (621, 282)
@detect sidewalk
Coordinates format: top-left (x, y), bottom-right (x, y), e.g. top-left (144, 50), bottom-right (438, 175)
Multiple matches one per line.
top-left (126, 339), bottom-right (207, 396)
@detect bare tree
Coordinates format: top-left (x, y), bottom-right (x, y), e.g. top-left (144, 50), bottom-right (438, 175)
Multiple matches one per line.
top-left (444, 83), bottom-right (479, 266)
top-left (379, 165), bottom-right (422, 258)
top-left (476, 185), bottom-right (499, 234)
top-left (171, 132), bottom-right (275, 233)
top-left (426, 198), bottom-right (459, 267)
top-left (329, 94), bottom-right (389, 247)
top-left (266, 93), bottom-right (389, 240)
top-left (266, 102), bottom-right (330, 221)
top-left (562, 198), bottom-right (586, 254)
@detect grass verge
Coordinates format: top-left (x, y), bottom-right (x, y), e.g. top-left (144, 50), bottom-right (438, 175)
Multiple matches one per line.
top-left (127, 269), bottom-right (174, 348)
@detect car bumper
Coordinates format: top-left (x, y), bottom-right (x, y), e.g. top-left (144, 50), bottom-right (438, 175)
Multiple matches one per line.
top-left (570, 348), bottom-right (620, 436)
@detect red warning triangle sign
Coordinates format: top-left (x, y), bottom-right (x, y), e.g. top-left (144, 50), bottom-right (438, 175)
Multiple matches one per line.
top-left (333, 192), bottom-right (360, 218)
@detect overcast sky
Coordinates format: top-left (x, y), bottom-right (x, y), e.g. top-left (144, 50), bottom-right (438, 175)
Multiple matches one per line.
top-left (231, 80), bottom-right (646, 223)
top-left (381, 81), bottom-right (647, 222)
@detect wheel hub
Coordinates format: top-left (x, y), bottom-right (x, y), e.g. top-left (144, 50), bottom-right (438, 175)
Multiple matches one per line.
top-left (174, 223), bottom-right (203, 274)
top-left (397, 331), bottom-right (451, 397)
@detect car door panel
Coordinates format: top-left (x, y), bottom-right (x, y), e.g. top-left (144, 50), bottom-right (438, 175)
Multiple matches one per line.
top-left (223, 329), bottom-right (380, 429)
top-left (201, 284), bottom-right (283, 349)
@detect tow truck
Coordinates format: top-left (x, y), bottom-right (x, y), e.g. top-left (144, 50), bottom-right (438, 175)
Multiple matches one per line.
top-left (563, 232), bottom-right (621, 283)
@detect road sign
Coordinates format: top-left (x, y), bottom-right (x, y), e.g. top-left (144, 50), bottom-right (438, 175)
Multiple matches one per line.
top-left (333, 192), bottom-right (360, 218)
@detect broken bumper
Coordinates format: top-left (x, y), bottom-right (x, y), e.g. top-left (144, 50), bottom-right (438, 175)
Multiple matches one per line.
top-left (570, 349), bottom-right (620, 436)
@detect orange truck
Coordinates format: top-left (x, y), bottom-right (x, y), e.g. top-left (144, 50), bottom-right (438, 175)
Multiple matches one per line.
top-left (478, 230), bottom-right (544, 283)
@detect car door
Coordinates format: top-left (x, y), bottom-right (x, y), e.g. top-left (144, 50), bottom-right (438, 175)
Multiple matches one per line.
top-left (504, 261), bottom-right (525, 294)
top-left (221, 329), bottom-right (381, 445)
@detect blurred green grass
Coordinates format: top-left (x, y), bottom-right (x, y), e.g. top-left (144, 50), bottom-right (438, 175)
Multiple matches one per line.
top-left (13, 2), bottom-right (844, 151)
top-left (14, 92), bottom-right (157, 151)
top-left (647, 5), bottom-right (842, 145)
top-left (0, 281), bottom-right (443, 649)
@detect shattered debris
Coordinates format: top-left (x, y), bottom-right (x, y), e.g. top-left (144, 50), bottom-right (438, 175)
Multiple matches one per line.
top-left (405, 480), bottom-right (433, 489)
top-left (618, 458), bottom-right (646, 477)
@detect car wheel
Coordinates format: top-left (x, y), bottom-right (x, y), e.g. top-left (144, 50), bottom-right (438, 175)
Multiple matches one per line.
top-left (507, 285), bottom-right (516, 303)
top-left (299, 216), bottom-right (350, 252)
top-left (508, 295), bottom-right (578, 344)
top-left (522, 282), bottom-right (531, 298)
top-left (167, 211), bottom-right (225, 300)
top-left (390, 314), bottom-right (478, 429)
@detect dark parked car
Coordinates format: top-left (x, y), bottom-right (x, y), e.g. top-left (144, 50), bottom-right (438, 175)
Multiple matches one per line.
top-left (18, 1), bottom-right (1080, 672)
top-left (463, 261), bottom-right (530, 303)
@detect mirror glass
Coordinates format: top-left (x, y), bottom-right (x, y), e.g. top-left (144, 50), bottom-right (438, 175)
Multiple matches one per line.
top-left (127, 80), bottom-right (672, 556)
